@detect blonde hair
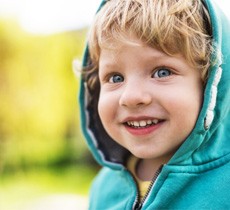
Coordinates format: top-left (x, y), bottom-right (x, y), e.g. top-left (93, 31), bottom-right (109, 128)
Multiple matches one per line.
top-left (84, 0), bottom-right (213, 90)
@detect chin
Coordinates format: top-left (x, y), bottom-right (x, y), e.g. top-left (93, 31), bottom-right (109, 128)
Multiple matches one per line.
top-left (131, 150), bottom-right (156, 159)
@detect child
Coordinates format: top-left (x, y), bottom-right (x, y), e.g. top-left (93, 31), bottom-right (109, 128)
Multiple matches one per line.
top-left (79, 0), bottom-right (230, 209)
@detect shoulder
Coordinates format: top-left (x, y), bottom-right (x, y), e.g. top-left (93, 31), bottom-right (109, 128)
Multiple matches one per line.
top-left (89, 167), bottom-right (137, 209)
top-left (90, 167), bottom-right (132, 194)
top-left (93, 167), bottom-right (121, 184)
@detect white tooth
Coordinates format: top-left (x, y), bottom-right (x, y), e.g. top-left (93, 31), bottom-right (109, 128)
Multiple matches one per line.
top-left (152, 119), bottom-right (159, 124)
top-left (147, 120), bottom-right (152, 125)
top-left (127, 122), bottom-right (131, 126)
top-left (140, 121), bottom-right (147, 127)
top-left (130, 121), bottom-right (134, 126)
top-left (134, 121), bottom-right (139, 127)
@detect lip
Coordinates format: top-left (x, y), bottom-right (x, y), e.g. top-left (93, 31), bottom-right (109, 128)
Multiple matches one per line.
top-left (122, 116), bottom-right (164, 136)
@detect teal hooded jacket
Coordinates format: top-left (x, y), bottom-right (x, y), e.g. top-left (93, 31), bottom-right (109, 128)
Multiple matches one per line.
top-left (79, 0), bottom-right (230, 209)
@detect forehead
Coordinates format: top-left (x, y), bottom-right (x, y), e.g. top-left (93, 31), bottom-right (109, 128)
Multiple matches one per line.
top-left (98, 39), bottom-right (191, 75)
top-left (99, 36), bottom-right (174, 64)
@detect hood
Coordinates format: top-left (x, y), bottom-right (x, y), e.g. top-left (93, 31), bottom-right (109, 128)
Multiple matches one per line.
top-left (79, 0), bottom-right (230, 170)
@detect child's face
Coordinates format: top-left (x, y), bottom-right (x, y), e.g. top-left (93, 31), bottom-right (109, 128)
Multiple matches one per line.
top-left (98, 37), bottom-right (203, 163)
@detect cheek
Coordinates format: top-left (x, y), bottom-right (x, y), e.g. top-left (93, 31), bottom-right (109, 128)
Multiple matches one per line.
top-left (98, 92), bottom-right (116, 124)
top-left (98, 94), bottom-right (106, 123)
top-left (163, 86), bottom-right (203, 125)
top-left (97, 93), bottom-right (120, 141)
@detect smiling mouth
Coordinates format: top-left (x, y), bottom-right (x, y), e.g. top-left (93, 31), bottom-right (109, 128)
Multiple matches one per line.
top-left (125, 119), bottom-right (163, 129)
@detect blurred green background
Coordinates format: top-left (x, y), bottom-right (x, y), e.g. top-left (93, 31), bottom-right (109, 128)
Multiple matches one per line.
top-left (0, 18), bottom-right (98, 209)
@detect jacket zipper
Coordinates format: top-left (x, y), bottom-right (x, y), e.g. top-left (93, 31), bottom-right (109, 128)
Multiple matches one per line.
top-left (133, 166), bottom-right (163, 210)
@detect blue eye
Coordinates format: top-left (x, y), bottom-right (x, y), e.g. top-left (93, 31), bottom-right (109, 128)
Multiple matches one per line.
top-left (109, 74), bottom-right (124, 83)
top-left (153, 68), bottom-right (172, 78)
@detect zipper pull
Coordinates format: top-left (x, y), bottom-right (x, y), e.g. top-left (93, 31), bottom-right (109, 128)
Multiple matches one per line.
top-left (134, 202), bottom-right (142, 210)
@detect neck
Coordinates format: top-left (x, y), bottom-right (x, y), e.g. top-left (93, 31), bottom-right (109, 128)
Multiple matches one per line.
top-left (136, 155), bottom-right (171, 181)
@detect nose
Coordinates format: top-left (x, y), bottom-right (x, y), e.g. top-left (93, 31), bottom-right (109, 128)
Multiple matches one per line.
top-left (119, 80), bottom-right (152, 108)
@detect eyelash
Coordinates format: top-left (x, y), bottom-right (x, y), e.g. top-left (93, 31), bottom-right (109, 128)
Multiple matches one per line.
top-left (105, 67), bottom-right (173, 84)
top-left (152, 67), bottom-right (172, 78)
top-left (108, 74), bottom-right (124, 83)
